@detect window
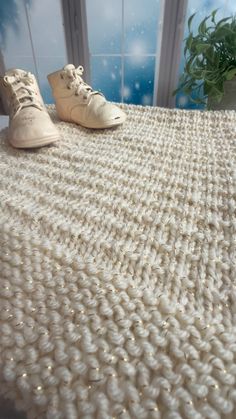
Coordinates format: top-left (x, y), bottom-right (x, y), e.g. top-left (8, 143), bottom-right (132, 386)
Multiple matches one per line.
top-left (62, 0), bottom-right (187, 108)
top-left (86, 0), bottom-right (160, 105)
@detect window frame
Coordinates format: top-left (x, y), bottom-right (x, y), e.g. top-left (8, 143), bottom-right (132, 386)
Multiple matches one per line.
top-left (154, 0), bottom-right (187, 107)
top-left (61, 0), bottom-right (90, 81)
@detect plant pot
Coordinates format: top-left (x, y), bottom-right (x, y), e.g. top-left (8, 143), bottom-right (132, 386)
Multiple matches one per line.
top-left (208, 77), bottom-right (236, 110)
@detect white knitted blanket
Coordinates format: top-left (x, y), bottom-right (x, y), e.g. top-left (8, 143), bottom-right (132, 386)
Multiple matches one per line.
top-left (0, 105), bottom-right (236, 419)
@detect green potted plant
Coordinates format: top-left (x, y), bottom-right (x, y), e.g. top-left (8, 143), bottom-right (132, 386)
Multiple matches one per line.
top-left (174, 10), bottom-right (236, 109)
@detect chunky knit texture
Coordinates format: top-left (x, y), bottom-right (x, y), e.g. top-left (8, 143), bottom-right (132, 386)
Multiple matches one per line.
top-left (0, 105), bottom-right (236, 419)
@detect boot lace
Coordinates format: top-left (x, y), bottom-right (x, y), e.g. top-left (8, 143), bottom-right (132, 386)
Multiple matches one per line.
top-left (60, 66), bottom-right (99, 102)
top-left (4, 72), bottom-right (43, 117)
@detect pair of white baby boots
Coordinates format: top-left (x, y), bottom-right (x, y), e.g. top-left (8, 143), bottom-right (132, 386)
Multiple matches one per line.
top-left (0, 64), bottom-right (126, 148)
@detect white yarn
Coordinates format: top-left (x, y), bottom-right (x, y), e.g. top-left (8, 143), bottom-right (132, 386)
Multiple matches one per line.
top-left (0, 104), bottom-right (236, 419)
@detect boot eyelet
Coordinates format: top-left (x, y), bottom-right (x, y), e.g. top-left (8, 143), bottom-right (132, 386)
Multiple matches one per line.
top-left (3, 76), bottom-right (9, 85)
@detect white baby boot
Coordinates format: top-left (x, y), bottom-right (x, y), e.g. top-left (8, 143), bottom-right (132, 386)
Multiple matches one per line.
top-left (47, 64), bottom-right (126, 129)
top-left (0, 69), bottom-right (60, 148)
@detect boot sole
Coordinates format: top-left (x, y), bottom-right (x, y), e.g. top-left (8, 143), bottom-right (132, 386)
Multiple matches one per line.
top-left (89, 116), bottom-right (126, 129)
top-left (62, 114), bottom-right (126, 129)
top-left (9, 134), bottom-right (60, 149)
top-left (86, 114), bottom-right (126, 129)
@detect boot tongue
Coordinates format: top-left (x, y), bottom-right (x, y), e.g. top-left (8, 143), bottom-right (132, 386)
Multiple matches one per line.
top-left (4, 69), bottom-right (29, 85)
top-left (5, 68), bottom-right (27, 78)
top-left (63, 64), bottom-right (75, 71)
top-left (4, 69), bottom-right (42, 112)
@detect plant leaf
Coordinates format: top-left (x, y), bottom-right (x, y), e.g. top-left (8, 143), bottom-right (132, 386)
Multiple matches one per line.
top-left (198, 15), bottom-right (210, 35)
top-left (215, 16), bottom-right (231, 28)
top-left (203, 82), bottom-right (212, 95)
top-left (172, 88), bottom-right (179, 96)
top-left (225, 67), bottom-right (236, 80)
top-left (213, 26), bottom-right (233, 40)
top-left (205, 45), bottom-right (215, 62)
top-left (191, 97), bottom-right (205, 104)
top-left (179, 11), bottom-right (236, 106)
top-left (185, 55), bottom-right (196, 75)
top-left (210, 84), bottom-right (224, 100)
top-left (196, 43), bottom-right (211, 54)
top-left (188, 13), bottom-right (196, 31)
top-left (211, 9), bottom-right (219, 24)
top-left (185, 33), bottom-right (193, 52)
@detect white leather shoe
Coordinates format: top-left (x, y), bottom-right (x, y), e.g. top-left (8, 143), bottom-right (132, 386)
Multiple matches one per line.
top-left (0, 69), bottom-right (60, 148)
top-left (47, 64), bottom-right (126, 129)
